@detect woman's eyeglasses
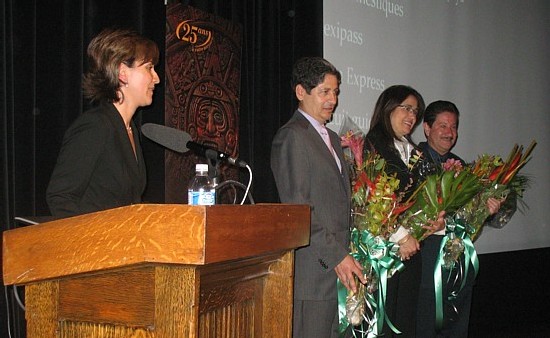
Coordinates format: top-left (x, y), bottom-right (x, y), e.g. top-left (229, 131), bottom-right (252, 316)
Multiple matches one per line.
top-left (397, 104), bottom-right (419, 115)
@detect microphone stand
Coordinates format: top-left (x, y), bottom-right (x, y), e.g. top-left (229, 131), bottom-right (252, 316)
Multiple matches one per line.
top-left (207, 158), bottom-right (221, 188)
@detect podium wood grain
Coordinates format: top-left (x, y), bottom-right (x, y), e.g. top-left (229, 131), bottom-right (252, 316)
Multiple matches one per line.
top-left (3, 204), bottom-right (309, 337)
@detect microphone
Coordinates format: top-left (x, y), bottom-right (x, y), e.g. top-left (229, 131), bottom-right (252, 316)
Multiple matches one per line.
top-left (141, 123), bottom-right (247, 168)
top-left (141, 123), bottom-right (191, 153)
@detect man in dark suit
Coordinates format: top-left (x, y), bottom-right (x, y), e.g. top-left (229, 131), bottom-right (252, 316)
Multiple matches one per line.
top-left (416, 100), bottom-right (502, 338)
top-left (271, 57), bottom-right (365, 338)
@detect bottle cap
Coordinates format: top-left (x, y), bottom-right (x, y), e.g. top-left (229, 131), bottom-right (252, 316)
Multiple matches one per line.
top-left (196, 164), bottom-right (209, 172)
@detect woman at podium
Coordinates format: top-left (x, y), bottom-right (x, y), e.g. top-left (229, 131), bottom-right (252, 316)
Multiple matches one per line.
top-left (46, 28), bottom-right (160, 217)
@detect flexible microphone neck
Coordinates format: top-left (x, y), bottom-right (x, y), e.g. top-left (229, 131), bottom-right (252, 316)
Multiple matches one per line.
top-left (141, 123), bottom-right (248, 168)
top-left (186, 141), bottom-right (246, 167)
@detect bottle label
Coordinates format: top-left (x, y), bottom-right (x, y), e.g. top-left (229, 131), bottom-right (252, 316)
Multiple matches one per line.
top-left (188, 190), bottom-right (216, 205)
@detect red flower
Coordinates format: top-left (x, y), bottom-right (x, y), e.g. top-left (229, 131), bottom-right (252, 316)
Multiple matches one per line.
top-left (341, 131), bottom-right (365, 169)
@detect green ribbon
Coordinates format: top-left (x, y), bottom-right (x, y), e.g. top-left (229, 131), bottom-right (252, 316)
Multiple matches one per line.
top-left (434, 218), bottom-right (479, 330)
top-left (338, 229), bottom-right (405, 337)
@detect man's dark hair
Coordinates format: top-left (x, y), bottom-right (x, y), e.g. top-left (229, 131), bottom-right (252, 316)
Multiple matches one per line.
top-left (291, 57), bottom-right (341, 93)
top-left (423, 100), bottom-right (460, 127)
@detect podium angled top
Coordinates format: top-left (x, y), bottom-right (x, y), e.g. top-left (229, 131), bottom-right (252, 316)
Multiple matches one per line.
top-left (3, 203), bottom-right (310, 285)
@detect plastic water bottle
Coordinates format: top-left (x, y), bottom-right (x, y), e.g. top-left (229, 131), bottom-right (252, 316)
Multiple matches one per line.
top-left (188, 164), bottom-right (216, 205)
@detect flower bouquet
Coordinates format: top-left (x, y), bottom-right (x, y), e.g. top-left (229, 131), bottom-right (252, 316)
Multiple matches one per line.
top-left (399, 158), bottom-right (484, 241)
top-left (429, 141), bottom-right (536, 330)
top-left (350, 151), bottom-right (414, 239)
top-left (338, 118), bottom-right (419, 337)
top-left (457, 141), bottom-right (537, 240)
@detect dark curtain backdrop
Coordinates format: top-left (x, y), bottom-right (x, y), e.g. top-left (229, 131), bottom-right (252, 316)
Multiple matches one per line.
top-left (2, 2), bottom-right (549, 338)
top-left (1, 0), bottom-right (322, 335)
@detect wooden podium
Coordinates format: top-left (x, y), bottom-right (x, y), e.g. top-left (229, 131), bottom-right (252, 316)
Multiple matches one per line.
top-left (2, 204), bottom-right (310, 338)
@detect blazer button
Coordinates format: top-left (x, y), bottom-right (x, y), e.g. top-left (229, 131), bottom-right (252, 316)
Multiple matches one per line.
top-left (318, 259), bottom-right (328, 269)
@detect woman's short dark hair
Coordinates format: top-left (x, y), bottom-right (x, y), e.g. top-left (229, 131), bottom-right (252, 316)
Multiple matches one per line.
top-left (291, 57), bottom-right (341, 93)
top-left (369, 84), bottom-right (425, 142)
top-left (423, 100), bottom-right (460, 127)
top-left (82, 28), bottom-right (159, 103)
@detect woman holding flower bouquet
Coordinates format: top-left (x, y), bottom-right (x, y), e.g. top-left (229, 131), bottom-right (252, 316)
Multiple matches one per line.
top-left (363, 85), bottom-right (446, 337)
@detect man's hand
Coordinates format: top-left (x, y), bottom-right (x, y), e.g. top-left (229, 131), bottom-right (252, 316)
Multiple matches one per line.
top-left (487, 197), bottom-right (504, 215)
top-left (334, 255), bottom-right (367, 294)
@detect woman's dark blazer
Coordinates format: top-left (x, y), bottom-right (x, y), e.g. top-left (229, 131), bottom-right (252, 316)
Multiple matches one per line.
top-left (46, 102), bottom-right (146, 217)
top-left (364, 127), bottom-right (415, 196)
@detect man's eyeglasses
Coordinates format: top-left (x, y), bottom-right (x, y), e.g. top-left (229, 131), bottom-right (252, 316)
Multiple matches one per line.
top-left (397, 104), bottom-right (419, 115)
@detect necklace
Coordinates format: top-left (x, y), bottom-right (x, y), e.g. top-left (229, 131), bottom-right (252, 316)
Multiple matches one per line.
top-left (126, 125), bottom-right (136, 158)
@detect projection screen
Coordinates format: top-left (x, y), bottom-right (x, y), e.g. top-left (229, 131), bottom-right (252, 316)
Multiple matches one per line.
top-left (323, 0), bottom-right (549, 254)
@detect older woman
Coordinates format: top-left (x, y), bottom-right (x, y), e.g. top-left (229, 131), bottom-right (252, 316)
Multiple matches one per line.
top-left (47, 28), bottom-right (160, 217)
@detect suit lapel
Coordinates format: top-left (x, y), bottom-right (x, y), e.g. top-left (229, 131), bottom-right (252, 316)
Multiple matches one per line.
top-left (295, 113), bottom-right (339, 169)
top-left (294, 112), bottom-right (351, 199)
top-left (328, 128), bottom-right (351, 199)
